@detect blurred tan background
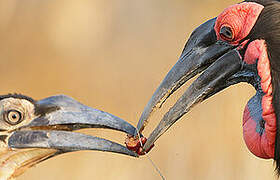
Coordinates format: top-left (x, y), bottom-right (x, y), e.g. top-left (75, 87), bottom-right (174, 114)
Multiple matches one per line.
top-left (0, 0), bottom-right (276, 179)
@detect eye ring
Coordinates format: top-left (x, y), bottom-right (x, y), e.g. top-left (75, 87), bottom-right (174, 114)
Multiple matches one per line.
top-left (4, 110), bottom-right (23, 125)
top-left (220, 26), bottom-right (234, 41)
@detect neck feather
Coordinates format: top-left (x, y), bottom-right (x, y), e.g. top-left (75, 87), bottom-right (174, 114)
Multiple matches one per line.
top-left (0, 148), bottom-right (57, 180)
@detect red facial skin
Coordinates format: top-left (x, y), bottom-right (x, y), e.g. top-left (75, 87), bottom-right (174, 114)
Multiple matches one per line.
top-left (214, 2), bottom-right (263, 45)
top-left (215, 2), bottom-right (276, 158)
top-left (243, 40), bottom-right (276, 158)
top-left (125, 135), bottom-right (154, 155)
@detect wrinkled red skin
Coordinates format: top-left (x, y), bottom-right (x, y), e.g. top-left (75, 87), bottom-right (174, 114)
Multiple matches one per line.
top-left (243, 40), bottom-right (276, 158)
top-left (125, 135), bottom-right (154, 155)
top-left (214, 2), bottom-right (263, 45)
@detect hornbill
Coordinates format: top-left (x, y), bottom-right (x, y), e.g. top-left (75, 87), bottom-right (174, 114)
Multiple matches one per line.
top-left (127, 0), bottom-right (280, 174)
top-left (0, 94), bottom-right (138, 180)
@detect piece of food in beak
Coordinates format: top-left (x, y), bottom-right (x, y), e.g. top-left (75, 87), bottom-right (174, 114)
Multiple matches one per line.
top-left (0, 94), bottom-right (138, 179)
top-left (125, 135), bottom-right (154, 155)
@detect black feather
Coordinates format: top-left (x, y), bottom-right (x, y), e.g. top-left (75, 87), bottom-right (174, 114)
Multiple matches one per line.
top-left (0, 93), bottom-right (36, 104)
top-left (246, 0), bottom-right (280, 175)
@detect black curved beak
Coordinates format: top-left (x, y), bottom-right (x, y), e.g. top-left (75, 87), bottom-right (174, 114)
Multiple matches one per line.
top-left (7, 95), bottom-right (138, 157)
top-left (137, 18), bottom-right (247, 150)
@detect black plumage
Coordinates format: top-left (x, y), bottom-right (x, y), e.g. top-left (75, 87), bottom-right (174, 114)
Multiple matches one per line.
top-left (246, 0), bottom-right (280, 174)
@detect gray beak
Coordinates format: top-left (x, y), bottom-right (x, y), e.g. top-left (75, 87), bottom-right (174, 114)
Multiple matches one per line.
top-left (137, 18), bottom-right (246, 150)
top-left (7, 95), bottom-right (138, 157)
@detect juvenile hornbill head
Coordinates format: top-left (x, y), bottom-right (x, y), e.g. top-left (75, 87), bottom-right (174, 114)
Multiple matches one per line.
top-left (0, 94), bottom-right (138, 180)
top-left (136, 0), bottom-right (280, 174)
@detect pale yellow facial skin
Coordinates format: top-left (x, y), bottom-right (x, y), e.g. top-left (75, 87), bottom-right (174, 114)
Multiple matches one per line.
top-left (0, 98), bottom-right (57, 180)
top-left (0, 98), bottom-right (36, 130)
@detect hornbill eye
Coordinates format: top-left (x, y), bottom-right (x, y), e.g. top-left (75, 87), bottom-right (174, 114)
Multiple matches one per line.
top-left (220, 26), bottom-right (233, 41)
top-left (5, 110), bottom-right (23, 125)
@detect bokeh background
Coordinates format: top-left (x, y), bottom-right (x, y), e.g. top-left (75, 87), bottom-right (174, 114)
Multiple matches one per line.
top-left (0, 0), bottom-right (275, 179)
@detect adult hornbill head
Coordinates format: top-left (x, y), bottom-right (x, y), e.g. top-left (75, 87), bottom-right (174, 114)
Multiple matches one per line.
top-left (135, 0), bottom-right (280, 174)
top-left (0, 94), bottom-right (138, 179)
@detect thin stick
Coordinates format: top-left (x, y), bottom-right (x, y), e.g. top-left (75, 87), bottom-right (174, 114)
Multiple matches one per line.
top-left (135, 128), bottom-right (166, 180)
top-left (146, 154), bottom-right (166, 180)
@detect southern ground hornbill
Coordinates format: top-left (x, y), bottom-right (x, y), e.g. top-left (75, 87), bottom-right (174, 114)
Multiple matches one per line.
top-left (0, 94), bottom-right (138, 180)
top-left (125, 0), bottom-right (280, 175)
